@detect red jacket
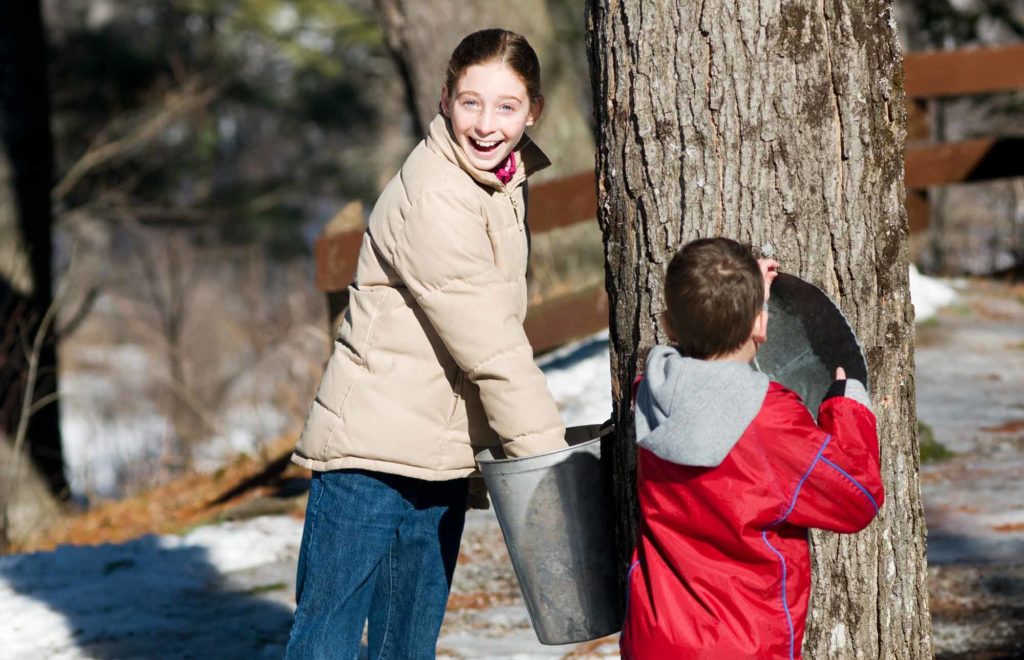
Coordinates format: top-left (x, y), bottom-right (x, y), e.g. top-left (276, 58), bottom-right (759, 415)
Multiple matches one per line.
top-left (620, 381), bottom-right (883, 659)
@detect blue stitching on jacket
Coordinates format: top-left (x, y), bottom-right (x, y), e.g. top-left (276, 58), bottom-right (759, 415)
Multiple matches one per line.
top-left (761, 433), bottom-right (833, 660)
top-left (770, 435), bottom-right (832, 526)
top-left (761, 531), bottom-right (795, 660)
top-left (821, 457), bottom-right (879, 513)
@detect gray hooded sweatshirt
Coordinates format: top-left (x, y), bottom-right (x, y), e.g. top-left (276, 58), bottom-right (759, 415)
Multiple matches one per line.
top-left (635, 345), bottom-right (769, 468)
top-left (635, 345), bottom-right (872, 467)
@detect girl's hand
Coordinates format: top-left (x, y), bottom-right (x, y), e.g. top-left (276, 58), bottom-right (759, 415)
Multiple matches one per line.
top-left (835, 366), bottom-right (847, 381)
top-left (757, 258), bottom-right (780, 302)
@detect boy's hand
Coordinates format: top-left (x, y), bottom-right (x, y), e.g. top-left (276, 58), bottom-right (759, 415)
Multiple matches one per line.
top-left (753, 259), bottom-right (779, 348)
top-left (757, 259), bottom-right (780, 302)
top-left (824, 365), bottom-right (872, 410)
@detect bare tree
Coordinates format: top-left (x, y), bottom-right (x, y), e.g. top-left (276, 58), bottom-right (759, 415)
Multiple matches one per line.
top-left (0, 301), bottom-right (62, 552)
top-left (0, 0), bottom-right (68, 498)
top-left (586, 0), bottom-right (932, 657)
top-left (104, 218), bottom-right (326, 476)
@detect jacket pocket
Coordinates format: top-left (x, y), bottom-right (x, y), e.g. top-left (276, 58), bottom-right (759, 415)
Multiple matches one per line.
top-left (334, 336), bottom-right (367, 370)
top-left (444, 370), bottom-right (466, 428)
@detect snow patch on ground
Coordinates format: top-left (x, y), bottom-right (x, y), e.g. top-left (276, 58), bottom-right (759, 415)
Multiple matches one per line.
top-left (909, 264), bottom-right (957, 322)
top-left (60, 343), bottom-right (291, 500)
top-left (539, 330), bottom-right (613, 428)
top-left (0, 516), bottom-right (303, 659)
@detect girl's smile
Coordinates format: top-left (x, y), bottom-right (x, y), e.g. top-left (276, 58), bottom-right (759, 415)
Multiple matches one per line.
top-left (441, 61), bottom-right (542, 173)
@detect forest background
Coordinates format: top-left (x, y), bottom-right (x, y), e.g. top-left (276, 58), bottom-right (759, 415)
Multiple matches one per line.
top-left (1, 0), bottom-right (1023, 538)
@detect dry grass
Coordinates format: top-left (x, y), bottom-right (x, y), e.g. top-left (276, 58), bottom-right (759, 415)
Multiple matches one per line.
top-left (981, 419), bottom-right (1024, 434)
top-left (13, 434), bottom-right (307, 554)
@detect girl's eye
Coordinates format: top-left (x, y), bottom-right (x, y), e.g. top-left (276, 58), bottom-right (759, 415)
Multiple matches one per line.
top-left (462, 99), bottom-right (480, 109)
top-left (499, 104), bottom-right (515, 112)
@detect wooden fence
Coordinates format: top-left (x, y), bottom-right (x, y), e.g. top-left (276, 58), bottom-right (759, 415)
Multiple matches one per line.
top-left (903, 43), bottom-right (1024, 231)
top-left (316, 43), bottom-right (1024, 353)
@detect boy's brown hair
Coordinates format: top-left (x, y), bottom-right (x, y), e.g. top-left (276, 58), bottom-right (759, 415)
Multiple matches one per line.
top-left (663, 237), bottom-right (764, 359)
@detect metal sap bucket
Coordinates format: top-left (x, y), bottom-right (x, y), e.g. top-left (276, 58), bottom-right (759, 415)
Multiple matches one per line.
top-left (475, 424), bottom-right (620, 645)
top-left (756, 273), bottom-right (869, 413)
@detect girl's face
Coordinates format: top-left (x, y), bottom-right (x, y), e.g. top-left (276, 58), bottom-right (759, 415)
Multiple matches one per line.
top-left (441, 61), bottom-right (542, 172)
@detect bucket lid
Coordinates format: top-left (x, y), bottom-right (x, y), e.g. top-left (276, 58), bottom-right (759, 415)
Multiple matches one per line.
top-left (755, 273), bottom-right (868, 414)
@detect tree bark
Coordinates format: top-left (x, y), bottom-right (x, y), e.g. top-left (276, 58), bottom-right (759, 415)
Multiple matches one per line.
top-left (586, 0), bottom-right (931, 656)
top-left (0, 0), bottom-right (68, 499)
top-left (373, 0), bottom-right (595, 178)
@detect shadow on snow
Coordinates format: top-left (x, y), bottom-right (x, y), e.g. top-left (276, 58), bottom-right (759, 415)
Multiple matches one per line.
top-left (1, 535), bottom-right (295, 658)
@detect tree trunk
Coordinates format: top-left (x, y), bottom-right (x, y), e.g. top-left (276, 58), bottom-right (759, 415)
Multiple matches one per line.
top-left (373, 0), bottom-right (595, 178)
top-left (0, 0), bottom-right (68, 499)
top-left (586, 0), bottom-right (932, 656)
top-left (0, 430), bottom-right (61, 551)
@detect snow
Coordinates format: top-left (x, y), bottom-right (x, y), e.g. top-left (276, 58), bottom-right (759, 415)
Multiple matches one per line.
top-left (60, 345), bottom-right (170, 498)
top-left (60, 343), bottom-right (292, 500)
top-left (539, 330), bottom-right (613, 428)
top-left (909, 264), bottom-right (958, 322)
top-left (0, 517), bottom-right (302, 659)
top-left (4, 266), bottom-right (959, 658)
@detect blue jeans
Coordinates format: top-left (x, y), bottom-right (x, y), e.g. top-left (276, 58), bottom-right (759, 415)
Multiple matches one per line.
top-left (284, 469), bottom-right (468, 660)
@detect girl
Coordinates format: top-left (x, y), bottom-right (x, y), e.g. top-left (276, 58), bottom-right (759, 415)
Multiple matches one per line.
top-left (284, 29), bottom-right (568, 659)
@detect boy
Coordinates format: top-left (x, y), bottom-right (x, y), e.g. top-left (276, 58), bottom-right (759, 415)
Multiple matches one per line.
top-left (620, 238), bottom-right (883, 659)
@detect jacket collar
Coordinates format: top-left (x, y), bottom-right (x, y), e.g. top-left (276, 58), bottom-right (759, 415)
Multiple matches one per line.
top-left (425, 113), bottom-right (550, 192)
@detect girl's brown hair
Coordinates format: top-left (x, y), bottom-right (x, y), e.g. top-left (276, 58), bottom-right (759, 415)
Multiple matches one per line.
top-left (445, 29), bottom-right (542, 104)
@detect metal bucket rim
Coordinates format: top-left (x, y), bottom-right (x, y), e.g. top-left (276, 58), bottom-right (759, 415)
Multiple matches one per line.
top-left (475, 435), bottom-right (602, 474)
top-left (477, 427), bottom-right (610, 472)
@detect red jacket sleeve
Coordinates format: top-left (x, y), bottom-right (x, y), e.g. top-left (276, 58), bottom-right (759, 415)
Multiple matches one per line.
top-left (760, 382), bottom-right (884, 534)
top-left (780, 388), bottom-right (884, 533)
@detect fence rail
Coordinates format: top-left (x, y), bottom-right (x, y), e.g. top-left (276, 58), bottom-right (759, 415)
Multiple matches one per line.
top-left (316, 43), bottom-right (1024, 353)
top-left (905, 137), bottom-right (1024, 190)
top-left (901, 43), bottom-right (1024, 236)
top-left (903, 43), bottom-right (1024, 98)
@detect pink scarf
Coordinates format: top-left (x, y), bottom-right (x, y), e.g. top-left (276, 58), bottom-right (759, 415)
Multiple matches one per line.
top-left (494, 152), bottom-right (517, 185)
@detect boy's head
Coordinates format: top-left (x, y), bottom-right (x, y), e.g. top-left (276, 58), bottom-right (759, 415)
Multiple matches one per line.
top-left (663, 238), bottom-right (764, 359)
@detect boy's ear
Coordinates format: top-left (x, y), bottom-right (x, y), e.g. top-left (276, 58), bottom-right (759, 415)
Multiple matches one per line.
top-left (660, 311), bottom-right (677, 342)
top-left (751, 309), bottom-right (768, 346)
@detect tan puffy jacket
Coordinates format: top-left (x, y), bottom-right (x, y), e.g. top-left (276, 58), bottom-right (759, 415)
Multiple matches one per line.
top-left (293, 114), bottom-right (567, 480)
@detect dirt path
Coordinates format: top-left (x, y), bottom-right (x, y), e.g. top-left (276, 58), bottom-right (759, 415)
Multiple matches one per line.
top-left (916, 278), bottom-right (1024, 658)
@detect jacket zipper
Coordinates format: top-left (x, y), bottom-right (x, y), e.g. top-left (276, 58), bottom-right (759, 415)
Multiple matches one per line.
top-left (508, 192), bottom-right (524, 230)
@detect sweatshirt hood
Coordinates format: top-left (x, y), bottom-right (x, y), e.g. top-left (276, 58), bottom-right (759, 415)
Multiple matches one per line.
top-left (635, 345), bottom-right (769, 467)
